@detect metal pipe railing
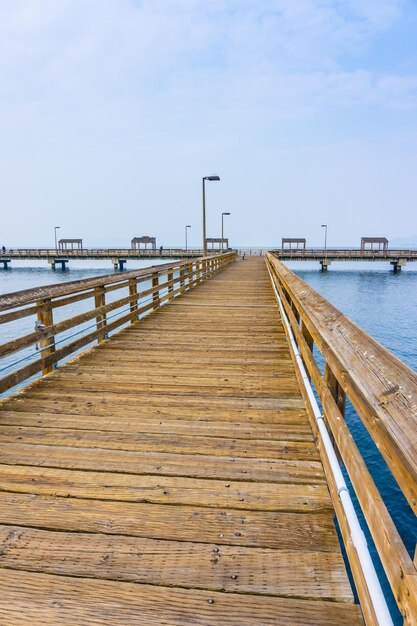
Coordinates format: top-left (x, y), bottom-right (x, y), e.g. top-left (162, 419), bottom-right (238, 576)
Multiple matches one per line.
top-left (266, 261), bottom-right (394, 626)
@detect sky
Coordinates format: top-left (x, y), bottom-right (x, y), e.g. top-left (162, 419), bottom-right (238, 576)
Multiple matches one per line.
top-left (1, 0), bottom-right (417, 248)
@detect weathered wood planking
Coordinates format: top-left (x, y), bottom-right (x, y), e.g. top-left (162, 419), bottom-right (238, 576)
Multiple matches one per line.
top-left (0, 257), bottom-right (362, 625)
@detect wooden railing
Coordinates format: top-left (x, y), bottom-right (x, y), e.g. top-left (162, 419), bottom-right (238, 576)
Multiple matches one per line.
top-left (0, 253), bottom-right (236, 396)
top-left (0, 248), bottom-right (224, 258)
top-left (266, 253), bottom-right (417, 626)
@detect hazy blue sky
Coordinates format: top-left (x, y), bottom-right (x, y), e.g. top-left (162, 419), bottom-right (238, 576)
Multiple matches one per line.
top-left (1, 0), bottom-right (417, 248)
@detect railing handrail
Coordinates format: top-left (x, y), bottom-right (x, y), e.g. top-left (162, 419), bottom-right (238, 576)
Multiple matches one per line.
top-left (267, 254), bottom-right (417, 509)
top-left (0, 247), bottom-right (226, 256)
top-left (266, 252), bottom-right (417, 624)
top-left (0, 253), bottom-right (230, 312)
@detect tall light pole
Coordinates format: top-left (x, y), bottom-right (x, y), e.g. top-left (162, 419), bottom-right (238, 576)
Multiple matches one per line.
top-left (221, 212), bottom-right (231, 250)
top-left (54, 226), bottom-right (60, 250)
top-left (185, 225), bottom-right (191, 250)
top-left (202, 175), bottom-right (220, 255)
top-left (321, 224), bottom-right (328, 257)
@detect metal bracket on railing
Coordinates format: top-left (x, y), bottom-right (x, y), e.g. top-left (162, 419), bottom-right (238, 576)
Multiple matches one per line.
top-left (35, 320), bottom-right (45, 351)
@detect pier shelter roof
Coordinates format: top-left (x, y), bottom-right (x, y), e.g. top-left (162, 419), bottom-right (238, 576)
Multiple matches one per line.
top-left (205, 237), bottom-right (228, 249)
top-left (131, 236), bottom-right (157, 249)
top-left (282, 238), bottom-right (306, 250)
top-left (58, 238), bottom-right (83, 249)
top-left (360, 237), bottom-right (388, 250)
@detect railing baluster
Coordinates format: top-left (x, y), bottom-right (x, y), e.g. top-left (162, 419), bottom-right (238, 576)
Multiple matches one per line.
top-left (128, 279), bottom-right (138, 323)
top-left (152, 272), bottom-right (159, 309)
top-left (324, 363), bottom-right (346, 417)
top-left (94, 286), bottom-right (107, 341)
top-left (36, 298), bottom-right (55, 375)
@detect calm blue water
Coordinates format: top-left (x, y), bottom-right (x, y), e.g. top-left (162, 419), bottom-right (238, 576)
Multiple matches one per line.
top-left (1, 259), bottom-right (416, 622)
top-left (287, 261), bottom-right (417, 624)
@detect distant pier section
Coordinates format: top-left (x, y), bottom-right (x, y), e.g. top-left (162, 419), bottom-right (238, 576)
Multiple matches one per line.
top-left (0, 246), bottom-right (221, 270)
top-left (275, 235), bottom-right (417, 272)
top-left (273, 247), bottom-right (417, 272)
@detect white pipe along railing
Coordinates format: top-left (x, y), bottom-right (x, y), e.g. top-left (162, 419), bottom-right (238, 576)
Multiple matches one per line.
top-left (266, 263), bottom-right (394, 626)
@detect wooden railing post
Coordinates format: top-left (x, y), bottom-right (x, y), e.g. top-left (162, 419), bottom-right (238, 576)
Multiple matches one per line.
top-left (36, 298), bottom-right (55, 375)
top-left (128, 279), bottom-right (138, 323)
top-left (324, 363), bottom-right (346, 417)
top-left (180, 267), bottom-right (185, 290)
top-left (168, 271), bottom-right (174, 295)
top-left (292, 302), bottom-right (300, 324)
top-left (94, 286), bottom-right (107, 340)
top-left (185, 264), bottom-right (190, 289)
top-left (301, 321), bottom-right (314, 379)
top-left (152, 272), bottom-right (160, 310)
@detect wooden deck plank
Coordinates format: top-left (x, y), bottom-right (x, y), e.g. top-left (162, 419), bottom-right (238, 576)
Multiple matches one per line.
top-left (0, 410), bottom-right (312, 440)
top-left (0, 525), bottom-right (353, 602)
top-left (0, 569), bottom-right (364, 626)
top-left (0, 426), bottom-right (317, 458)
top-left (0, 493), bottom-right (338, 551)
top-left (3, 394), bottom-right (307, 418)
top-left (0, 443), bottom-right (325, 484)
top-left (0, 464), bottom-right (332, 512)
top-left (11, 389), bottom-right (307, 411)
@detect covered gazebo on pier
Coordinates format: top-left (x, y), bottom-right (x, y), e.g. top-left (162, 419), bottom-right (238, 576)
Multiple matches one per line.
top-left (282, 238), bottom-right (306, 251)
top-left (205, 237), bottom-right (229, 251)
top-left (360, 237), bottom-right (388, 251)
top-left (58, 239), bottom-right (83, 250)
top-left (131, 236), bottom-right (156, 250)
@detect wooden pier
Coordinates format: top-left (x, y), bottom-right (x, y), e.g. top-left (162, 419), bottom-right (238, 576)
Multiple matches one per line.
top-left (0, 253), bottom-right (416, 625)
top-left (0, 247), bottom-right (224, 271)
top-left (272, 248), bottom-right (417, 272)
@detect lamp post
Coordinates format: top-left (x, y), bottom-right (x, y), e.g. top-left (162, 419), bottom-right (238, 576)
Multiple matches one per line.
top-left (185, 225), bottom-right (191, 250)
top-left (202, 175), bottom-right (220, 255)
top-left (54, 226), bottom-right (60, 250)
top-left (321, 224), bottom-right (328, 257)
top-left (221, 212), bottom-right (231, 250)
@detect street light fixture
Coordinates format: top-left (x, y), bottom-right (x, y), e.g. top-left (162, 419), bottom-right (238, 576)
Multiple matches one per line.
top-left (222, 212), bottom-right (231, 250)
top-left (321, 224), bottom-right (328, 257)
top-left (202, 175), bottom-right (220, 255)
top-left (185, 225), bottom-right (191, 250)
top-left (54, 226), bottom-right (60, 250)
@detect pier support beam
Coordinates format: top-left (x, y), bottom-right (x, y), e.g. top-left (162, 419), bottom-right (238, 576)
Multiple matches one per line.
top-left (48, 258), bottom-right (68, 270)
top-left (0, 259), bottom-right (11, 269)
top-left (112, 258), bottom-right (126, 271)
top-left (391, 259), bottom-right (406, 273)
top-left (320, 259), bottom-right (331, 272)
